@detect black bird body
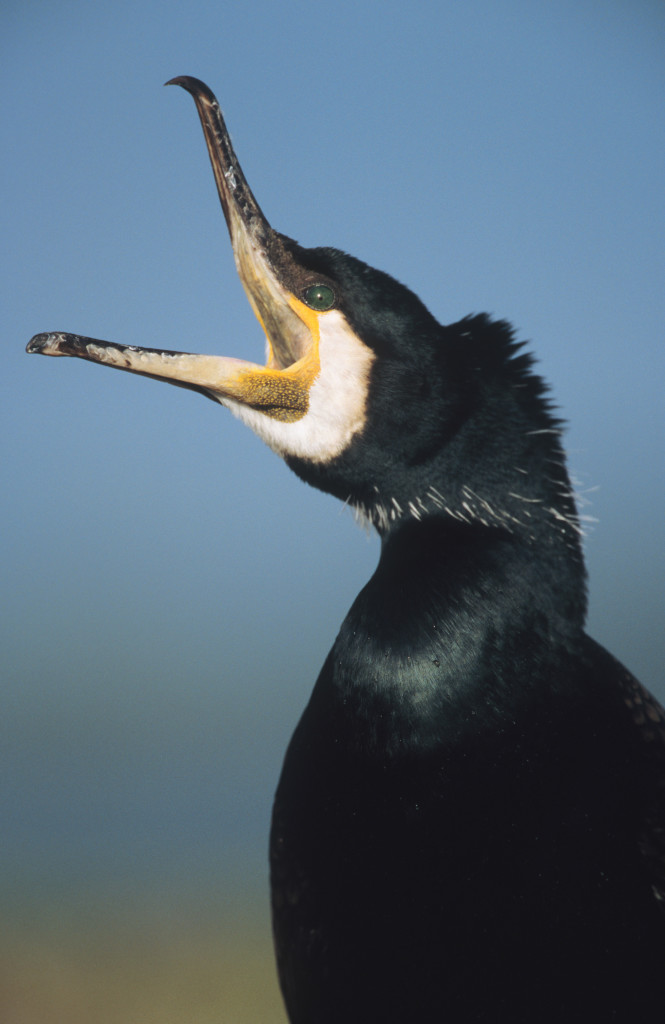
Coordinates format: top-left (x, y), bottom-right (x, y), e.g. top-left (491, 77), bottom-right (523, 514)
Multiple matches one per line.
top-left (270, 304), bottom-right (665, 1022)
top-left (272, 519), bottom-right (665, 1023)
top-left (27, 80), bottom-right (665, 1021)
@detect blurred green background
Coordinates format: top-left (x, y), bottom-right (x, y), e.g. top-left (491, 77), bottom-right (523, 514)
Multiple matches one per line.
top-left (1, 888), bottom-right (284, 1022)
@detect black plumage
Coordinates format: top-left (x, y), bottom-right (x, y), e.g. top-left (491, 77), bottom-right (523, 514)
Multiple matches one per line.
top-left (27, 79), bottom-right (665, 1022)
top-left (272, 311), bottom-right (665, 1022)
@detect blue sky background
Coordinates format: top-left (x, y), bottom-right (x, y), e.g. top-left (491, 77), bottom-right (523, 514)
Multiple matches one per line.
top-left (2, 0), bottom-right (664, 1009)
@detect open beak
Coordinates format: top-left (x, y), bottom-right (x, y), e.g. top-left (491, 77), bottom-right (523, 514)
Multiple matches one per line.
top-left (27, 77), bottom-right (322, 423)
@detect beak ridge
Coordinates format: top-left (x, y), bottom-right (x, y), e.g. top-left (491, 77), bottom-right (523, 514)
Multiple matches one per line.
top-left (165, 76), bottom-right (271, 252)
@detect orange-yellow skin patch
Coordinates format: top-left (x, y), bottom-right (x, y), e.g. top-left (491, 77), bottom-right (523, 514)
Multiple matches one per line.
top-left (232, 296), bottom-right (322, 422)
top-left (28, 297), bottom-right (326, 424)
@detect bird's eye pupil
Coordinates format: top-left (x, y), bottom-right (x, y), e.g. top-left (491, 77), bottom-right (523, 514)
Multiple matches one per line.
top-left (303, 284), bottom-right (335, 311)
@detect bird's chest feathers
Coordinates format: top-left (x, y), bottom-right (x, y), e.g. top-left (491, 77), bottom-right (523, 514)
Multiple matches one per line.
top-left (320, 544), bottom-right (512, 753)
top-left (317, 518), bottom-right (574, 755)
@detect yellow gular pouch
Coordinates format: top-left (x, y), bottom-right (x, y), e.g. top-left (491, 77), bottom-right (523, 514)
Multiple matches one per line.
top-left (234, 294), bottom-right (324, 423)
top-left (232, 368), bottom-right (312, 422)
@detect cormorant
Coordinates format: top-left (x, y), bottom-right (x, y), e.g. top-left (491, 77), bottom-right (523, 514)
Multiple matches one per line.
top-left (28, 78), bottom-right (665, 1022)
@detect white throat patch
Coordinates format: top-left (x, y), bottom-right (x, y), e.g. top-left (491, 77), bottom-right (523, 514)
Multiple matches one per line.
top-left (221, 310), bottom-right (375, 463)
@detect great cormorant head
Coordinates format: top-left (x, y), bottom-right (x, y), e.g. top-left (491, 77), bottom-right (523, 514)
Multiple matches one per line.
top-left (28, 78), bottom-right (577, 547)
top-left (27, 79), bottom-right (383, 458)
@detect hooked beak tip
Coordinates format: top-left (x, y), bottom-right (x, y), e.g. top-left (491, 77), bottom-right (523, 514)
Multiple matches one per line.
top-left (164, 76), bottom-right (215, 102)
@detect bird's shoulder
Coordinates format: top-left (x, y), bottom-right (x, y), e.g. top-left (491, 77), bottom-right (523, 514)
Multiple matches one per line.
top-left (582, 634), bottom-right (665, 913)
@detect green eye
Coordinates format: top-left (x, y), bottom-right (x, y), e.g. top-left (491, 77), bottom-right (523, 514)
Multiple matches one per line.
top-left (303, 284), bottom-right (335, 311)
